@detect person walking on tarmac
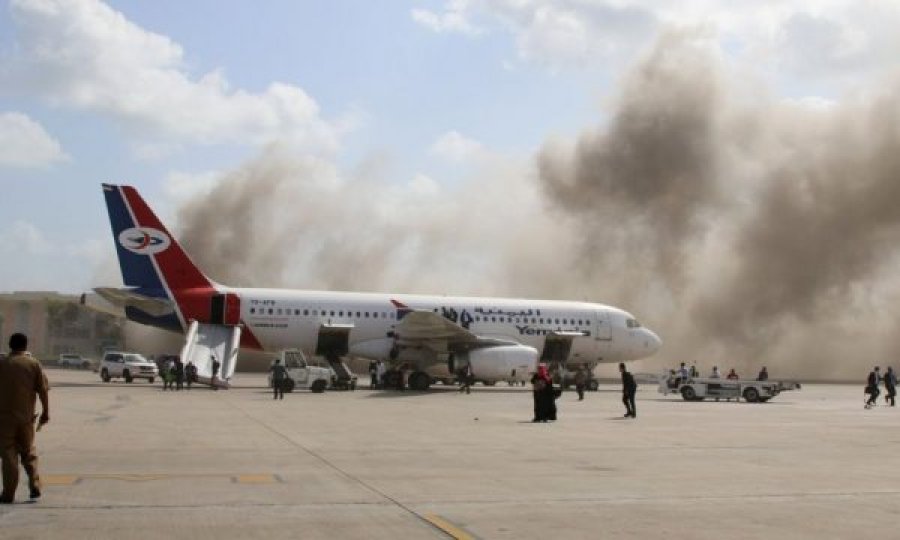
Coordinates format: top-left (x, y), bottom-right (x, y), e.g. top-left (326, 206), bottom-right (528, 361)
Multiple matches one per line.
top-left (865, 366), bottom-right (881, 409)
top-left (0, 333), bottom-right (50, 503)
top-left (185, 361), bottom-right (198, 390)
top-left (884, 367), bottom-right (896, 407)
top-left (574, 368), bottom-right (586, 401)
top-left (270, 358), bottom-right (288, 400)
top-left (375, 360), bottom-right (386, 389)
top-left (174, 359), bottom-right (184, 391)
top-left (531, 364), bottom-right (556, 422)
top-left (458, 363), bottom-right (473, 394)
top-left (368, 360), bottom-right (378, 389)
top-left (211, 354), bottom-right (221, 390)
top-left (620, 362), bottom-right (637, 419)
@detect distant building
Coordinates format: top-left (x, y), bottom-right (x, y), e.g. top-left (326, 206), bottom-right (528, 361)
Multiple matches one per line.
top-left (0, 291), bottom-right (125, 359)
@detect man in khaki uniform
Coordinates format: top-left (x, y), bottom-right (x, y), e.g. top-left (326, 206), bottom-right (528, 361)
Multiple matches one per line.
top-left (0, 333), bottom-right (49, 503)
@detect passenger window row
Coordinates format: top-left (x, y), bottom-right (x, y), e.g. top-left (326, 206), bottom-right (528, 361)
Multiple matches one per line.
top-left (249, 307), bottom-right (394, 319)
top-left (248, 306), bottom-right (591, 327)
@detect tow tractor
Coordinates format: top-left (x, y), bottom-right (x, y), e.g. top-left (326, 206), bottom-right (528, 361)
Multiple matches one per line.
top-left (658, 373), bottom-right (801, 403)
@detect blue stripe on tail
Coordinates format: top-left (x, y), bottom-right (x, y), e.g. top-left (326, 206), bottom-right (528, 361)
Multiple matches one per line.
top-left (103, 184), bottom-right (181, 332)
top-left (103, 184), bottom-right (166, 297)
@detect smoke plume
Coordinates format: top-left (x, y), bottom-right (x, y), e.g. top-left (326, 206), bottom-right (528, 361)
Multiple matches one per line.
top-left (171, 30), bottom-right (900, 380)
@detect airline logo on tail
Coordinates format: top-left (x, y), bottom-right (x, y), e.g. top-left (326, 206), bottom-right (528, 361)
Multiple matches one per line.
top-left (118, 227), bottom-right (171, 255)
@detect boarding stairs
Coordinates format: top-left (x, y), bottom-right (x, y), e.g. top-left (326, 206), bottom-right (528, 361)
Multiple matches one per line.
top-left (179, 321), bottom-right (241, 389)
top-left (326, 356), bottom-right (357, 390)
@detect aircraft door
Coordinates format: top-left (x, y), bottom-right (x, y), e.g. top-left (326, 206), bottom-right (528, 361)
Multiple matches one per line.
top-left (594, 310), bottom-right (612, 341)
top-left (316, 324), bottom-right (352, 359)
top-left (210, 294), bottom-right (225, 325)
top-left (540, 335), bottom-right (573, 373)
top-left (210, 293), bottom-right (241, 326)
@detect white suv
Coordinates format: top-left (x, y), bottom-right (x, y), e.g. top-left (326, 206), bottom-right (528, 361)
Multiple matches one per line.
top-left (59, 353), bottom-right (92, 369)
top-left (100, 352), bottom-right (158, 384)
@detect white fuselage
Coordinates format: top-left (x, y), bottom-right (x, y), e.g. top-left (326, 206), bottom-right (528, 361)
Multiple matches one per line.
top-left (231, 288), bottom-right (661, 377)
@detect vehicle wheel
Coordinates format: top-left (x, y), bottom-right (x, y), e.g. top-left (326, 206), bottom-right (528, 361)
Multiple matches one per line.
top-left (743, 387), bottom-right (760, 403)
top-left (408, 372), bottom-right (431, 391)
top-left (124, 370), bottom-right (133, 384)
top-left (282, 378), bottom-right (296, 393)
top-left (81, 361), bottom-right (90, 370)
top-left (149, 377), bottom-right (155, 384)
top-left (382, 370), bottom-right (400, 389)
top-left (311, 379), bottom-right (327, 393)
top-left (101, 368), bottom-right (111, 383)
top-left (681, 386), bottom-right (697, 401)
top-left (588, 380), bottom-right (599, 392)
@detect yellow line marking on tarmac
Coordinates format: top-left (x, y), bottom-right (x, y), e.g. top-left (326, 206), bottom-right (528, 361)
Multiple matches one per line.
top-left (91, 474), bottom-right (171, 482)
top-left (42, 473), bottom-right (281, 484)
top-left (43, 475), bottom-right (79, 485)
top-left (423, 514), bottom-right (475, 540)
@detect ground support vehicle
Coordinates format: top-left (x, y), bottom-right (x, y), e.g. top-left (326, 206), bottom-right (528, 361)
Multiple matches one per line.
top-left (59, 353), bottom-right (92, 369)
top-left (326, 357), bottom-right (357, 390)
top-left (267, 349), bottom-right (331, 393)
top-left (100, 352), bottom-right (158, 383)
top-left (658, 374), bottom-right (801, 403)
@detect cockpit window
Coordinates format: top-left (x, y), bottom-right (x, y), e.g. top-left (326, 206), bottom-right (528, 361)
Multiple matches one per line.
top-left (626, 318), bottom-right (642, 328)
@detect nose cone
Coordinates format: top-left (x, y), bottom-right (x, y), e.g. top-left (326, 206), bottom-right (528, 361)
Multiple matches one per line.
top-left (643, 328), bottom-right (662, 356)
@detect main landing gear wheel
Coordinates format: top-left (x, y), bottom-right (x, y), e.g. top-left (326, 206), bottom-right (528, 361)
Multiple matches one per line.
top-left (382, 371), bottom-right (400, 389)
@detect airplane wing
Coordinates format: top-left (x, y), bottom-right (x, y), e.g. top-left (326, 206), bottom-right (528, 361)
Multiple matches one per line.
top-left (393, 309), bottom-right (519, 351)
top-left (92, 287), bottom-right (176, 318)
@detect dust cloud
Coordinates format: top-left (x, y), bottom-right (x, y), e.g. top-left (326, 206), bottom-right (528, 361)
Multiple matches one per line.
top-left (169, 30), bottom-right (900, 381)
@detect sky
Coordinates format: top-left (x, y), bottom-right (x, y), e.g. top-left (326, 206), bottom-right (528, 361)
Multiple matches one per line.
top-left (7, 0), bottom-right (900, 378)
top-left (1, 0), bottom-right (898, 296)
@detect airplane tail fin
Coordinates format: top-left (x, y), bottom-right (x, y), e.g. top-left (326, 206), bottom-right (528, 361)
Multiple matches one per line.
top-left (102, 184), bottom-right (216, 330)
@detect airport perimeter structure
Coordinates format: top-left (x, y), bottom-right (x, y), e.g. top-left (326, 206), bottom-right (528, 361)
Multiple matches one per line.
top-left (1, 369), bottom-right (898, 539)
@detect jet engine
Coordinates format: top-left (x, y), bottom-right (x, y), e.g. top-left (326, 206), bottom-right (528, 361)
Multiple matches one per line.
top-left (464, 344), bottom-right (538, 383)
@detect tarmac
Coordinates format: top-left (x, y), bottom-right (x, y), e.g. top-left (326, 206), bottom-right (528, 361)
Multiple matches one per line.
top-left (2, 369), bottom-right (899, 539)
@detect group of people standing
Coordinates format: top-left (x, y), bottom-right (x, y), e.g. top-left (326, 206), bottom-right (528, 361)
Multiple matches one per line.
top-left (865, 366), bottom-right (897, 408)
top-left (160, 357), bottom-right (199, 391)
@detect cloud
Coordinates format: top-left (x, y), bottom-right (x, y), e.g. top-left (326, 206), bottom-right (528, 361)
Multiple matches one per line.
top-left (428, 130), bottom-right (484, 162)
top-left (0, 112), bottom-right (68, 168)
top-left (170, 29), bottom-right (900, 382)
top-left (6, 0), bottom-right (340, 153)
top-left (412, 0), bottom-right (482, 35)
top-left (0, 220), bottom-right (53, 255)
top-left (412, 1), bottom-right (900, 85)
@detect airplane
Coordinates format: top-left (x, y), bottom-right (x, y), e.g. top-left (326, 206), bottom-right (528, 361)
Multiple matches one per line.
top-left (95, 183), bottom-right (661, 390)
